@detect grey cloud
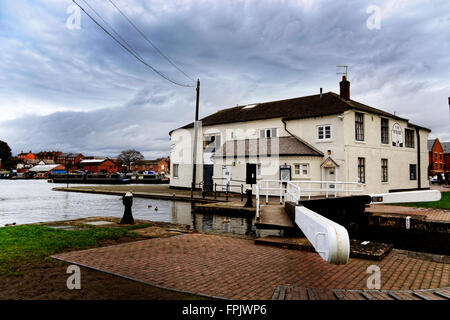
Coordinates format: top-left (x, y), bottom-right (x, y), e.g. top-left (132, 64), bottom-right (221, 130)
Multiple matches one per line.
top-left (0, 0), bottom-right (449, 156)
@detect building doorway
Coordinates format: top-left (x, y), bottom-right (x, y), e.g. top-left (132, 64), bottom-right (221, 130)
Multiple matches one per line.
top-left (324, 167), bottom-right (336, 182)
top-left (203, 164), bottom-right (214, 191)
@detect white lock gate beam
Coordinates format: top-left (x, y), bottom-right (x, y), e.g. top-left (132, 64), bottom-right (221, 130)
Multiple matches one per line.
top-left (370, 190), bottom-right (441, 204)
top-left (295, 206), bottom-right (350, 265)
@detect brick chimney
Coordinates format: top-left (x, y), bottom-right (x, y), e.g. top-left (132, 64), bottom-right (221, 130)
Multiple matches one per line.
top-left (339, 76), bottom-right (350, 100)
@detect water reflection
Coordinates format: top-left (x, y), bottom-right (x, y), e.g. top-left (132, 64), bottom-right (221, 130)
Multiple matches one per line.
top-left (0, 180), bottom-right (257, 237)
top-left (169, 201), bottom-right (255, 236)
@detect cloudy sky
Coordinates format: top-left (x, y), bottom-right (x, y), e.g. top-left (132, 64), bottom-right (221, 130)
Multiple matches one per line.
top-left (0, 0), bottom-right (449, 158)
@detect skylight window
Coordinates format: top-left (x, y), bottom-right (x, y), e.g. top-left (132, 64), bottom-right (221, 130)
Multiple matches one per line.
top-left (242, 104), bottom-right (258, 109)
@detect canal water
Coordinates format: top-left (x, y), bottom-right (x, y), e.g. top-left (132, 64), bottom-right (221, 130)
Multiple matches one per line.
top-left (0, 180), bottom-right (259, 236)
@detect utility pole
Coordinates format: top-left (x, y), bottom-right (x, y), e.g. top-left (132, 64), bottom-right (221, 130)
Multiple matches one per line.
top-left (191, 79), bottom-right (200, 199)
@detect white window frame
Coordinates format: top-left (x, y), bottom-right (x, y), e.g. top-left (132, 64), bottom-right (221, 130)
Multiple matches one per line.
top-left (317, 125), bottom-right (332, 141)
top-left (173, 164), bottom-right (179, 178)
top-left (260, 128), bottom-right (278, 138)
top-left (294, 163), bottom-right (310, 177)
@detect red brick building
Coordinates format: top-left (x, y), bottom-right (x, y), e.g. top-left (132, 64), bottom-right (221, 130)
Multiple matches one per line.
top-left (79, 159), bottom-right (119, 173)
top-left (427, 138), bottom-right (445, 176)
top-left (442, 142), bottom-right (450, 175)
top-left (132, 158), bottom-right (169, 174)
top-left (35, 151), bottom-right (62, 163)
top-left (57, 153), bottom-right (84, 167)
top-left (17, 151), bottom-right (35, 161)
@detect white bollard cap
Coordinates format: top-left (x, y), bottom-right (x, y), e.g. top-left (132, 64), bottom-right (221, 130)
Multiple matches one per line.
top-left (125, 192), bottom-right (133, 197)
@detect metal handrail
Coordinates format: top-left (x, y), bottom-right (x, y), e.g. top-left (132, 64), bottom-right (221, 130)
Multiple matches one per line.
top-left (288, 180), bottom-right (364, 199)
top-left (255, 179), bottom-right (364, 220)
top-left (256, 180), bottom-right (286, 220)
top-left (200, 180), bottom-right (244, 201)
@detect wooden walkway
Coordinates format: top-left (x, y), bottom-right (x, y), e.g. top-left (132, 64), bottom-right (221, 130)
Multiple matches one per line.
top-left (255, 205), bottom-right (296, 230)
top-left (272, 285), bottom-right (450, 300)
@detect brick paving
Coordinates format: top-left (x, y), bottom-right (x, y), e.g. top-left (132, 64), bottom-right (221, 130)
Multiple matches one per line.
top-left (367, 204), bottom-right (450, 222)
top-left (52, 233), bottom-right (449, 300)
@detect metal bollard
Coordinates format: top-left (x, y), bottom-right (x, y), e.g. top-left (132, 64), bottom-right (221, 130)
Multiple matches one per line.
top-left (214, 183), bottom-right (217, 199)
top-left (240, 184), bottom-right (244, 202)
top-left (226, 183), bottom-right (229, 201)
top-left (244, 188), bottom-right (253, 208)
top-left (120, 192), bottom-right (135, 225)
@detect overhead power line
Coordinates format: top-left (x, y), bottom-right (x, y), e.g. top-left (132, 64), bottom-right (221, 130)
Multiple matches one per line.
top-left (80, 0), bottom-right (142, 61)
top-left (72, 0), bottom-right (195, 88)
top-left (107, 0), bottom-right (195, 83)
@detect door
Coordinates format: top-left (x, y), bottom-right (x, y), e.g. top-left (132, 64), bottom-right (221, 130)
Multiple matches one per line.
top-left (324, 167), bottom-right (336, 194)
top-left (222, 165), bottom-right (231, 191)
top-left (203, 165), bottom-right (214, 191)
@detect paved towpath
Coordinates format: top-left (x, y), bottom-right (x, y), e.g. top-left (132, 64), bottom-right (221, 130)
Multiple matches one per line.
top-left (52, 233), bottom-right (449, 300)
top-left (367, 204), bottom-right (450, 222)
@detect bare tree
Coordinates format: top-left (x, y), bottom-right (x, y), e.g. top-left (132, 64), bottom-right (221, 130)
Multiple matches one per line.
top-left (118, 149), bottom-right (144, 172)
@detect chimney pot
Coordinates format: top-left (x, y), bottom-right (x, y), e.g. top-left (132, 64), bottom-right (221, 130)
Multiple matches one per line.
top-left (320, 88), bottom-right (323, 99)
top-left (339, 76), bottom-right (350, 100)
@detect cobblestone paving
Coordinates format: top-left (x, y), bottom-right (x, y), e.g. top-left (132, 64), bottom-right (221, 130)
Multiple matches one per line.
top-left (52, 233), bottom-right (449, 300)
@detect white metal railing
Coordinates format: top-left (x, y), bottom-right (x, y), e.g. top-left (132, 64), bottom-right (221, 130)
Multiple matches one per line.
top-left (288, 180), bottom-right (364, 200)
top-left (255, 180), bottom-right (286, 220)
top-left (255, 179), bottom-right (364, 220)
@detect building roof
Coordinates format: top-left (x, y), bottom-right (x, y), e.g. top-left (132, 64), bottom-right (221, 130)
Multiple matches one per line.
top-left (427, 139), bottom-right (436, 151)
top-left (80, 158), bottom-right (116, 165)
top-left (214, 137), bottom-right (324, 158)
top-left (80, 159), bottom-right (106, 165)
top-left (441, 142), bottom-right (450, 154)
top-left (171, 92), bottom-right (430, 134)
top-left (36, 151), bottom-right (62, 157)
top-left (58, 153), bottom-right (82, 158)
top-left (29, 164), bottom-right (62, 172)
top-left (134, 158), bottom-right (169, 165)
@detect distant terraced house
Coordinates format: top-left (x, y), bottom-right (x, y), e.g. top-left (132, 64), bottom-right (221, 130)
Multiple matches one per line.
top-left (79, 158), bottom-right (120, 173)
top-left (132, 158), bottom-right (170, 174)
top-left (169, 77), bottom-right (431, 194)
top-left (35, 151), bottom-right (62, 163)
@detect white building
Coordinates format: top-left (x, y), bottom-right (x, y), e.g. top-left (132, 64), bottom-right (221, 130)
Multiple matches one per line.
top-left (169, 77), bottom-right (430, 194)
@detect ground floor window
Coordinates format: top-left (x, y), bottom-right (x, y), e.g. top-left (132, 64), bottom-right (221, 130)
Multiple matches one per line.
top-left (409, 164), bottom-right (417, 180)
top-left (294, 164), bottom-right (309, 177)
top-left (381, 159), bottom-right (388, 182)
top-left (173, 164), bottom-right (179, 177)
top-left (358, 158), bottom-right (365, 183)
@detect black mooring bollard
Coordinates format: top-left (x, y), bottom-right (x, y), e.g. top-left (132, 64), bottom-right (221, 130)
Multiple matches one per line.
top-left (244, 189), bottom-right (253, 208)
top-left (120, 192), bottom-right (135, 224)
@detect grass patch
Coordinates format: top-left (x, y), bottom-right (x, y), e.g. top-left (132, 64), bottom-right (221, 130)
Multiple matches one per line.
top-left (392, 191), bottom-right (450, 210)
top-left (125, 223), bottom-right (152, 230)
top-left (0, 225), bottom-right (140, 275)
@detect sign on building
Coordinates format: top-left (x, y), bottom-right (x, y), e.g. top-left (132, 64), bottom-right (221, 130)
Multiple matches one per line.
top-left (391, 123), bottom-right (403, 147)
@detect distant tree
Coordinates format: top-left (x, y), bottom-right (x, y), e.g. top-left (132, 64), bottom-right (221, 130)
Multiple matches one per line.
top-left (118, 149), bottom-right (144, 171)
top-left (0, 140), bottom-right (12, 169)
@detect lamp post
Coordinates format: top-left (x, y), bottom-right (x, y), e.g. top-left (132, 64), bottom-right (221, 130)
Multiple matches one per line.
top-left (190, 79), bottom-right (200, 199)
